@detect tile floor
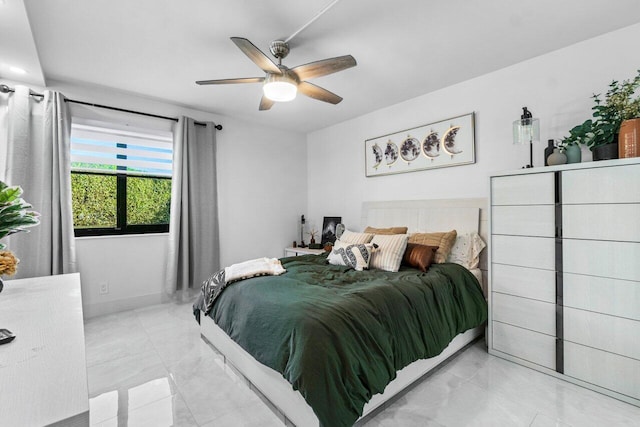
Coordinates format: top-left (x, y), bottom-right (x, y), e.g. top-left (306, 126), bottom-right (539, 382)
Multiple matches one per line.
top-left (85, 302), bottom-right (640, 426)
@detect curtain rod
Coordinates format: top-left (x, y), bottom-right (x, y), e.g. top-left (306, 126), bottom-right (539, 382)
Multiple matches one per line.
top-left (0, 84), bottom-right (43, 98)
top-left (65, 99), bottom-right (222, 130)
top-left (0, 84), bottom-right (223, 130)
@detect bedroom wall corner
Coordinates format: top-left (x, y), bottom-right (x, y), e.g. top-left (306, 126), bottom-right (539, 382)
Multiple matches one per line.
top-left (216, 120), bottom-right (307, 267)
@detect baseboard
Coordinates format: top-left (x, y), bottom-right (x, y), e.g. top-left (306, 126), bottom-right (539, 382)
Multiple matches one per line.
top-left (82, 292), bottom-right (166, 318)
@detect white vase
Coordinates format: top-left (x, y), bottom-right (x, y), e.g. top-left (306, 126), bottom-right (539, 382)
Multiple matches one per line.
top-left (547, 148), bottom-right (567, 166)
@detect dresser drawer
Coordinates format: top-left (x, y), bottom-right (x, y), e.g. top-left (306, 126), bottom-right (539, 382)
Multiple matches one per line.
top-left (563, 203), bottom-right (640, 242)
top-left (492, 173), bottom-right (555, 206)
top-left (565, 341), bottom-right (640, 400)
top-left (562, 164), bottom-right (640, 204)
top-left (564, 239), bottom-right (640, 282)
top-left (492, 205), bottom-right (555, 237)
top-left (564, 273), bottom-right (640, 321)
top-left (492, 235), bottom-right (555, 270)
top-left (492, 292), bottom-right (555, 335)
top-left (492, 321), bottom-right (555, 370)
top-left (492, 264), bottom-right (555, 303)
top-left (564, 307), bottom-right (640, 360)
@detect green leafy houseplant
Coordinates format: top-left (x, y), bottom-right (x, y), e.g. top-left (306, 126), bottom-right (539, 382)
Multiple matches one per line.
top-left (561, 69), bottom-right (640, 151)
top-left (0, 181), bottom-right (40, 251)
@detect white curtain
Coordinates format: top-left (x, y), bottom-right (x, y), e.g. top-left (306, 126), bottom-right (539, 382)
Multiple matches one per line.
top-left (165, 116), bottom-right (219, 299)
top-left (2, 86), bottom-right (77, 278)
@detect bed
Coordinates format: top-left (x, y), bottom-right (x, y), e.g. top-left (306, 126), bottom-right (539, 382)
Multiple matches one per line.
top-left (196, 198), bottom-right (488, 427)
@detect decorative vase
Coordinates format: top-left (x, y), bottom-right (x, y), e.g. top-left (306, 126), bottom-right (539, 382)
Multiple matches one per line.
top-left (619, 118), bottom-right (640, 158)
top-left (544, 140), bottom-right (555, 166)
top-left (564, 144), bottom-right (582, 164)
top-left (547, 148), bottom-right (567, 166)
top-left (593, 142), bottom-right (619, 161)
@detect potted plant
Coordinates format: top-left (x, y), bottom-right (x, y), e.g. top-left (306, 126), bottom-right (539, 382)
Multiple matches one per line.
top-left (0, 181), bottom-right (40, 292)
top-left (560, 70), bottom-right (640, 161)
top-left (606, 71), bottom-right (640, 158)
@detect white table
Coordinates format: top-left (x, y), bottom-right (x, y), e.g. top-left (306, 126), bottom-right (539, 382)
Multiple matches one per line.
top-left (0, 273), bottom-right (89, 426)
top-left (283, 247), bottom-right (326, 257)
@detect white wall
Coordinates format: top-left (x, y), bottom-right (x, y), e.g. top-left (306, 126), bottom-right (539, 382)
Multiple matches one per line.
top-left (1, 79), bottom-right (307, 317)
top-left (306, 23), bottom-right (640, 230)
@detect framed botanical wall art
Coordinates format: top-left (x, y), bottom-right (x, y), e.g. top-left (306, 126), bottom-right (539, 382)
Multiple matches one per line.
top-left (364, 112), bottom-right (475, 177)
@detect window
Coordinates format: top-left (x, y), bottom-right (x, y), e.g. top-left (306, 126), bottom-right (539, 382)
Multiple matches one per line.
top-left (70, 122), bottom-right (173, 236)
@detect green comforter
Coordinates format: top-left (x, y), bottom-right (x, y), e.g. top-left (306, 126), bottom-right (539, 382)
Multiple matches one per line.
top-left (209, 254), bottom-right (487, 427)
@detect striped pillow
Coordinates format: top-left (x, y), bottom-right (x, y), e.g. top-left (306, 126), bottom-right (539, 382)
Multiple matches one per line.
top-left (369, 234), bottom-right (409, 272)
top-left (339, 229), bottom-right (374, 244)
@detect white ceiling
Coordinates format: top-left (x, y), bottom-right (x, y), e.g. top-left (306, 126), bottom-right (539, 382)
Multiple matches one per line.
top-left (2, 0), bottom-right (640, 133)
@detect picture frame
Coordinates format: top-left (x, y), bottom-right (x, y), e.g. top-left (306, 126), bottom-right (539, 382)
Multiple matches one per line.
top-left (364, 112), bottom-right (475, 177)
top-left (321, 216), bottom-right (342, 245)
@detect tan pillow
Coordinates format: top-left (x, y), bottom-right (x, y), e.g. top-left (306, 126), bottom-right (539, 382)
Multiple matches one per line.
top-left (402, 243), bottom-right (438, 272)
top-left (408, 230), bottom-right (457, 263)
top-left (364, 226), bottom-right (408, 235)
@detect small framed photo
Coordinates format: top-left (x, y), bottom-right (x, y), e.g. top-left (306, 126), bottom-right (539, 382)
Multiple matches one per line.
top-left (321, 216), bottom-right (342, 245)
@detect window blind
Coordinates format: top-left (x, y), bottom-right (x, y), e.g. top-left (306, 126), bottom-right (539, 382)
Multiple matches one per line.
top-left (70, 123), bottom-right (173, 177)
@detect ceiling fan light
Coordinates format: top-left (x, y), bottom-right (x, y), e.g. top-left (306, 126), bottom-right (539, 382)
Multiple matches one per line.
top-left (263, 81), bottom-right (297, 102)
top-left (263, 73), bottom-right (297, 102)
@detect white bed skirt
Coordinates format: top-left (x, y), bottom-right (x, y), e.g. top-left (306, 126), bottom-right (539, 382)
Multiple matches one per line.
top-left (200, 314), bottom-right (483, 427)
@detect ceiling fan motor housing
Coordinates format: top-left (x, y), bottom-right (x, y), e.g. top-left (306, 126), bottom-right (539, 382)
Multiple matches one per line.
top-left (269, 40), bottom-right (290, 60)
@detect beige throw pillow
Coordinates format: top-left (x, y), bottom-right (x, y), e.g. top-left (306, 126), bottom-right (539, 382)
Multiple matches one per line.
top-left (369, 234), bottom-right (409, 272)
top-left (339, 229), bottom-right (374, 244)
top-left (363, 226), bottom-right (409, 235)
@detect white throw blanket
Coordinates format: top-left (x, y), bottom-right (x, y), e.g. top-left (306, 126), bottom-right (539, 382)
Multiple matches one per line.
top-left (224, 257), bottom-right (286, 283)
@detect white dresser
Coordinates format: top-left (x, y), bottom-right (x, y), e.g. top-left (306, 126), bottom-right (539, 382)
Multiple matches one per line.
top-left (0, 273), bottom-right (90, 426)
top-left (489, 158), bottom-right (640, 407)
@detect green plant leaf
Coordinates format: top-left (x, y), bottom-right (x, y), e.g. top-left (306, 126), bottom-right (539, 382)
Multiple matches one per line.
top-left (0, 186), bottom-right (22, 203)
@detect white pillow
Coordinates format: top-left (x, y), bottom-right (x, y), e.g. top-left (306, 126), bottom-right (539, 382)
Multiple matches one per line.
top-left (446, 232), bottom-right (486, 269)
top-left (338, 229), bottom-right (374, 244)
top-left (369, 234), bottom-right (408, 272)
top-left (327, 240), bottom-right (376, 271)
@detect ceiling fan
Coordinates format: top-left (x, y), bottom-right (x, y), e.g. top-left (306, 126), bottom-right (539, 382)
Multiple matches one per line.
top-left (196, 37), bottom-right (357, 111)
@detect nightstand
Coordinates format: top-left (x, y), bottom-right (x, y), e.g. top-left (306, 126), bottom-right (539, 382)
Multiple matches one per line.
top-left (284, 247), bottom-right (326, 257)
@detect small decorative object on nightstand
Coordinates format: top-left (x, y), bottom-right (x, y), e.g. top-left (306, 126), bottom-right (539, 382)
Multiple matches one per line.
top-left (299, 214), bottom-right (306, 248)
top-left (321, 216), bottom-right (342, 245)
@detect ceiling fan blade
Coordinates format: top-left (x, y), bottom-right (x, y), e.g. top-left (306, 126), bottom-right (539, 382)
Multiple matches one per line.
top-left (291, 55), bottom-right (357, 81)
top-left (231, 37), bottom-right (282, 75)
top-left (298, 81), bottom-right (343, 104)
top-left (259, 95), bottom-right (275, 111)
top-left (196, 77), bottom-right (264, 85)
